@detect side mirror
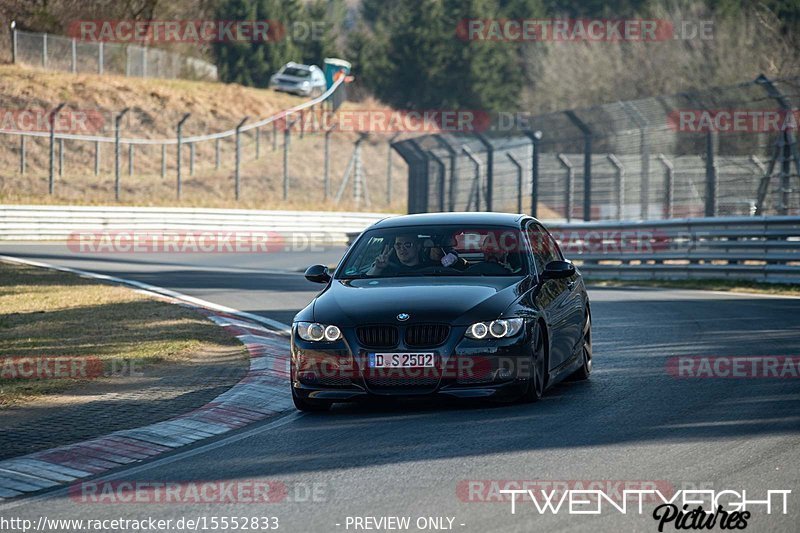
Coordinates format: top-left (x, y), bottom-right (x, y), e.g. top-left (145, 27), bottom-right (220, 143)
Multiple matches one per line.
top-left (541, 260), bottom-right (575, 280)
top-left (304, 264), bottom-right (331, 284)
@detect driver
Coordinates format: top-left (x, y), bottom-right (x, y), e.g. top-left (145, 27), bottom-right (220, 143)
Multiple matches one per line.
top-left (367, 233), bottom-right (428, 276)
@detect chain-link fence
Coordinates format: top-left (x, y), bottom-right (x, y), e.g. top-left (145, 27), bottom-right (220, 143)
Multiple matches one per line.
top-left (394, 75), bottom-right (800, 221)
top-left (0, 78), bottom-right (410, 210)
top-left (12, 29), bottom-right (217, 80)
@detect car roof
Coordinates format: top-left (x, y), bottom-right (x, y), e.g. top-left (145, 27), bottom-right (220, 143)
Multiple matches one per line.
top-left (283, 63), bottom-right (317, 71)
top-left (369, 212), bottom-right (532, 230)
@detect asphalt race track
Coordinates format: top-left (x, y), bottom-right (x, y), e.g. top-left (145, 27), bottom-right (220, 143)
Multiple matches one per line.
top-left (1, 243), bottom-right (799, 532)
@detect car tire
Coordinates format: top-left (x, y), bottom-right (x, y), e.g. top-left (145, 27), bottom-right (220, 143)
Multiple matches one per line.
top-left (566, 311), bottom-right (592, 381)
top-left (291, 387), bottom-right (332, 412)
top-left (521, 323), bottom-right (546, 403)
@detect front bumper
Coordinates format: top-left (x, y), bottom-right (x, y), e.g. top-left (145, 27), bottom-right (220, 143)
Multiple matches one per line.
top-left (290, 324), bottom-right (534, 403)
top-left (270, 83), bottom-right (311, 96)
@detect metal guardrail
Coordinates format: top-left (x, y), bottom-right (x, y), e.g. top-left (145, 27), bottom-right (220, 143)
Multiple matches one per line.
top-left (4, 207), bottom-right (795, 283)
top-left (0, 205), bottom-right (387, 244)
top-left (548, 215), bottom-right (800, 283)
top-left (345, 215), bottom-right (800, 284)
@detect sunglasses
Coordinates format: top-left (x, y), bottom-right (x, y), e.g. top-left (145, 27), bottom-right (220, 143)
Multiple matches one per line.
top-left (393, 242), bottom-right (416, 250)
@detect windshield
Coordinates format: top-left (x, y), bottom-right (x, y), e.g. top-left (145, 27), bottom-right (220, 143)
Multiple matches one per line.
top-left (282, 67), bottom-right (311, 78)
top-left (337, 225), bottom-right (530, 279)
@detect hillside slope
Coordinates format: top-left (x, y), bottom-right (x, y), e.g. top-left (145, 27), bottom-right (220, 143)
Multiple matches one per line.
top-left (0, 65), bottom-right (405, 212)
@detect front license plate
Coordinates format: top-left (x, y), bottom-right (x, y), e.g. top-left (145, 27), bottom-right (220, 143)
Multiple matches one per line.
top-left (368, 353), bottom-right (435, 368)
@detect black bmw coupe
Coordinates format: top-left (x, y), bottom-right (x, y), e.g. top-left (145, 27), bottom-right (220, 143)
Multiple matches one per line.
top-left (291, 212), bottom-right (591, 411)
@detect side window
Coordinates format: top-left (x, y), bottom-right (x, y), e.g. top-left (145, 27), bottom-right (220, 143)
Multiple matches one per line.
top-left (526, 222), bottom-right (561, 275)
top-left (525, 223), bottom-right (546, 275)
top-left (541, 225), bottom-right (563, 264)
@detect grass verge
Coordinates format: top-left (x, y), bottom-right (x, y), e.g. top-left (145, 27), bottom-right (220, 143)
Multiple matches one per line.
top-left (0, 261), bottom-right (246, 407)
top-left (588, 278), bottom-right (800, 297)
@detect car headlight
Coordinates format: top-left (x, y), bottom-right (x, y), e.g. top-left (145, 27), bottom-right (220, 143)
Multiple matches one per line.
top-left (465, 318), bottom-right (524, 339)
top-left (296, 322), bottom-right (342, 342)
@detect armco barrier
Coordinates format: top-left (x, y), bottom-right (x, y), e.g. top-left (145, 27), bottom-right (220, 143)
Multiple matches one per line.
top-left (3, 208), bottom-right (797, 283)
top-left (0, 205), bottom-right (388, 244)
top-left (548, 215), bottom-right (800, 284)
top-left (345, 215), bottom-right (800, 284)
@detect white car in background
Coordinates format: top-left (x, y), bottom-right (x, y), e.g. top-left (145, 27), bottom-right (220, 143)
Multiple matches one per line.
top-left (269, 62), bottom-right (326, 97)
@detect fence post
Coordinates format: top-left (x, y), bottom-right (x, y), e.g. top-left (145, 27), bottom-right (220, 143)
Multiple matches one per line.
top-left (284, 115), bottom-right (297, 200)
top-left (272, 121), bottom-right (278, 151)
top-left (434, 137), bottom-right (458, 212)
top-left (128, 144), bottom-right (134, 176)
top-left (142, 46), bottom-right (147, 77)
top-left (235, 116), bottom-right (249, 201)
top-left (42, 33), bottom-right (47, 68)
top-left (704, 131), bottom-right (717, 217)
top-left (98, 41), bottom-right (104, 74)
top-left (324, 123), bottom-right (336, 200)
top-left (474, 134), bottom-right (494, 211)
top-left (754, 74), bottom-right (800, 216)
top-left (428, 151), bottom-right (446, 212)
top-left (462, 146), bottom-right (482, 211)
top-left (523, 131), bottom-right (542, 218)
top-left (506, 153), bottom-right (524, 214)
top-left (114, 108), bottom-right (130, 201)
top-left (215, 138), bottom-right (220, 170)
top-left (255, 128), bottom-right (260, 159)
top-left (557, 154), bottom-right (574, 222)
top-left (58, 138), bottom-right (64, 177)
top-left (189, 142), bottom-right (195, 176)
top-left (176, 113), bottom-right (191, 200)
top-left (71, 38), bottom-right (77, 73)
top-left (353, 134), bottom-right (369, 206)
top-left (10, 21), bottom-right (16, 64)
top-left (94, 141), bottom-right (100, 175)
top-left (749, 154), bottom-right (767, 194)
top-left (606, 154), bottom-right (625, 220)
top-left (48, 104), bottom-right (65, 194)
top-left (125, 46), bottom-right (130, 76)
top-left (565, 110), bottom-right (593, 221)
top-left (299, 109), bottom-right (305, 139)
top-left (657, 154), bottom-right (674, 219)
top-left (19, 135), bottom-right (25, 174)
top-left (161, 144), bottom-right (166, 178)
top-left (621, 102), bottom-right (649, 220)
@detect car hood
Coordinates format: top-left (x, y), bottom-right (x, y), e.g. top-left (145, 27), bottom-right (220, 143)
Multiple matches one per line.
top-left (311, 276), bottom-right (528, 326)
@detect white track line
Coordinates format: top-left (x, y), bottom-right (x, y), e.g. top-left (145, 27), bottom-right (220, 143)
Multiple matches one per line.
top-left (0, 254), bottom-right (292, 333)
